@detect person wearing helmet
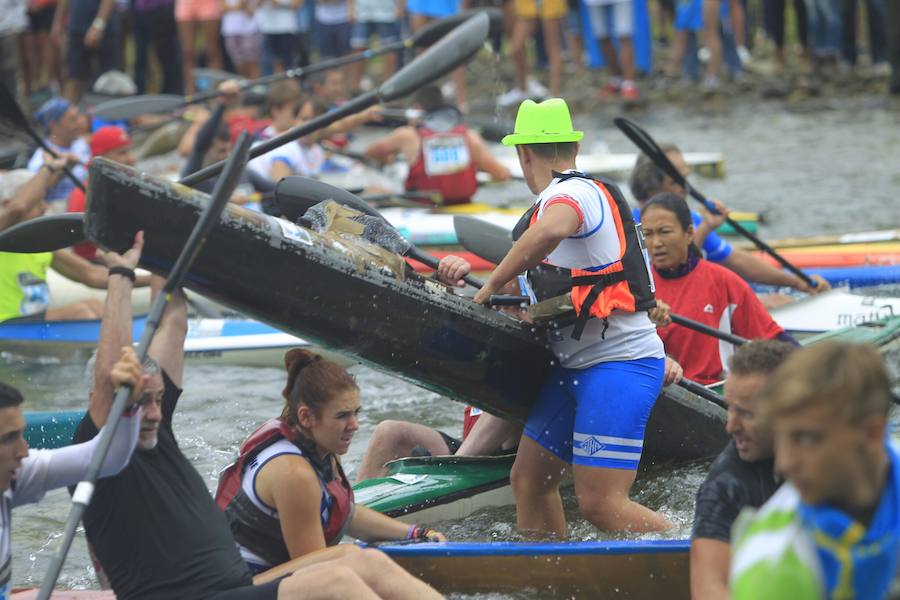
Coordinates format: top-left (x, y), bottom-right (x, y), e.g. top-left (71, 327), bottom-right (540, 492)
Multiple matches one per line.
top-left (437, 98), bottom-right (671, 536)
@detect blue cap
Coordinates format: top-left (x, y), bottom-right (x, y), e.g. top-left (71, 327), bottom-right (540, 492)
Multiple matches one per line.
top-left (35, 97), bottom-right (72, 132)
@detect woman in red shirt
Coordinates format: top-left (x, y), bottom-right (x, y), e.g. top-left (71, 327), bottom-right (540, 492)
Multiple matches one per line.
top-left (640, 193), bottom-right (795, 385)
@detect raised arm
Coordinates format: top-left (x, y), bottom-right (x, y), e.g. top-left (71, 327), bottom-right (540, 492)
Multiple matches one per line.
top-left (147, 275), bottom-right (188, 387)
top-left (722, 249), bottom-right (830, 294)
top-left (12, 347), bottom-right (145, 507)
top-left (363, 127), bottom-right (416, 164)
top-left (0, 158), bottom-right (66, 230)
top-left (90, 232), bottom-right (144, 428)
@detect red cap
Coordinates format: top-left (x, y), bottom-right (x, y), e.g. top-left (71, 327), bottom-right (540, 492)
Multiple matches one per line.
top-left (90, 126), bottom-right (132, 157)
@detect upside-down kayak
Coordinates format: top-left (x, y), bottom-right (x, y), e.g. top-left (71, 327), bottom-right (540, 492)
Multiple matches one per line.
top-left (82, 158), bottom-right (725, 464)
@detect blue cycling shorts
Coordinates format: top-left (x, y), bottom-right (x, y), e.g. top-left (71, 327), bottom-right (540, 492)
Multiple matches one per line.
top-left (524, 357), bottom-right (664, 470)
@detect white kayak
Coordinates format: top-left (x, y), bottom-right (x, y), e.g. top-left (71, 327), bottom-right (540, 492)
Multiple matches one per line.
top-left (771, 289), bottom-right (900, 335)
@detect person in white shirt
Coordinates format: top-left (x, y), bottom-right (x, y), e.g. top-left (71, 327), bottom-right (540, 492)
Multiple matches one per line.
top-left (25, 97), bottom-right (90, 213)
top-left (0, 349), bottom-right (145, 598)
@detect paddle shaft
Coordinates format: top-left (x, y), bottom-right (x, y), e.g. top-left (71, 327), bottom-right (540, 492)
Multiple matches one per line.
top-left (36, 133), bottom-right (252, 600)
top-left (677, 378), bottom-right (726, 409)
top-left (613, 117), bottom-right (817, 289)
top-left (670, 313), bottom-right (748, 346)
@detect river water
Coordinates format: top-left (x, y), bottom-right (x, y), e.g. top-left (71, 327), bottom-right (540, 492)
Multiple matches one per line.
top-left (4, 99), bottom-right (900, 597)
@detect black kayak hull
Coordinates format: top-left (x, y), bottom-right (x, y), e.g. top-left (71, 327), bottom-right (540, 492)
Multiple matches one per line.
top-left (85, 159), bottom-right (727, 463)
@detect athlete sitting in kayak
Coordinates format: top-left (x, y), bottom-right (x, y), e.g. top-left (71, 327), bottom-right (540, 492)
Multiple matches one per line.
top-left (629, 145), bottom-right (831, 298)
top-left (690, 340), bottom-right (796, 600)
top-left (355, 407), bottom-right (521, 481)
top-left (438, 98), bottom-right (670, 535)
top-left (0, 169), bottom-right (149, 324)
top-left (363, 86), bottom-right (511, 205)
top-left (216, 349), bottom-right (446, 575)
top-left (0, 352), bottom-right (144, 598)
top-left (81, 235), bottom-right (440, 600)
top-left (641, 193), bottom-right (797, 385)
top-left (730, 342), bottom-right (900, 599)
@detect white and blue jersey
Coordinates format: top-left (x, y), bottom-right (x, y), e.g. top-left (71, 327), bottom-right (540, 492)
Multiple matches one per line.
top-left (731, 443), bottom-right (900, 599)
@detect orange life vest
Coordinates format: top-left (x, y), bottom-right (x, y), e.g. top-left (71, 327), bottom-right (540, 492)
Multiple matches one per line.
top-left (512, 172), bottom-right (656, 340)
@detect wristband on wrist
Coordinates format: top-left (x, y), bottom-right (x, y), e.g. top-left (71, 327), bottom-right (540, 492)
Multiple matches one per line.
top-left (91, 17), bottom-right (106, 30)
top-left (108, 266), bottom-right (136, 282)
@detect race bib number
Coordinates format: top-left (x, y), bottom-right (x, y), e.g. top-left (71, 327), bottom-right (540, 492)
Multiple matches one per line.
top-left (422, 134), bottom-right (470, 176)
top-left (17, 272), bottom-right (50, 317)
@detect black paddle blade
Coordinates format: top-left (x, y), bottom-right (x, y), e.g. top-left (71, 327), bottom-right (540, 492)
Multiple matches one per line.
top-left (379, 11), bottom-right (489, 102)
top-left (613, 117), bottom-right (685, 187)
top-left (0, 212), bottom-right (86, 253)
top-left (92, 94), bottom-right (185, 121)
top-left (412, 8), bottom-right (502, 47)
top-left (275, 176), bottom-right (381, 222)
top-left (452, 215), bottom-right (512, 264)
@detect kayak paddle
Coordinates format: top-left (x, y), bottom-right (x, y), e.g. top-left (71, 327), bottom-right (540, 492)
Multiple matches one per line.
top-left (0, 213), bottom-right (85, 253)
top-left (613, 117), bottom-right (819, 289)
top-left (0, 82), bottom-right (86, 192)
top-left (677, 378), bottom-right (726, 409)
top-left (94, 8), bottom-right (500, 121)
top-left (36, 132), bottom-right (253, 600)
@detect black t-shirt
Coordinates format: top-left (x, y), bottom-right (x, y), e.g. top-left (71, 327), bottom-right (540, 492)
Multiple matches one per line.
top-left (72, 371), bottom-right (252, 600)
top-left (691, 440), bottom-right (780, 543)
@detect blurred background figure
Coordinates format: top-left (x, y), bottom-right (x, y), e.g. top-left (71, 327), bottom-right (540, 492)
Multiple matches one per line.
top-left (176, 0), bottom-right (224, 94)
top-left (221, 0), bottom-right (261, 79)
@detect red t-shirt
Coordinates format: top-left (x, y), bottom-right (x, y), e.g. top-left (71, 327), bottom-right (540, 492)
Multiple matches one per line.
top-left (654, 260), bottom-right (784, 384)
top-left (67, 186), bottom-right (98, 261)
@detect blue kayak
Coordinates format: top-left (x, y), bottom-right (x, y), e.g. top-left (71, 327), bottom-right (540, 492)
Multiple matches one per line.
top-left (0, 316), bottom-right (324, 368)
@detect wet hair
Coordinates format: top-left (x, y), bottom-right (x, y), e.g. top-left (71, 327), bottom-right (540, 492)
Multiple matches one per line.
top-left (640, 192), bottom-right (693, 231)
top-left (280, 349), bottom-right (358, 427)
top-left (525, 142), bottom-right (578, 161)
top-left (413, 85), bottom-right (446, 112)
top-left (629, 143), bottom-right (681, 202)
top-left (0, 382), bottom-right (23, 409)
top-left (758, 342), bottom-right (893, 424)
top-left (729, 340), bottom-right (797, 377)
top-left (268, 80), bottom-right (302, 110)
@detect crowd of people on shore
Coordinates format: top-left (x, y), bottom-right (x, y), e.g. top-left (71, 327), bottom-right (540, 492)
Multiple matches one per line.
top-left (1, 0), bottom-right (899, 114)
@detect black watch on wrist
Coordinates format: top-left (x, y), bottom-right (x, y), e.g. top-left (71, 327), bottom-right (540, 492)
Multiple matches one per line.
top-left (108, 266), bottom-right (136, 282)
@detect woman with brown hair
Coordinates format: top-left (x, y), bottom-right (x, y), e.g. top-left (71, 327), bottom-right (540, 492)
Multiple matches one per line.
top-left (216, 349), bottom-right (445, 575)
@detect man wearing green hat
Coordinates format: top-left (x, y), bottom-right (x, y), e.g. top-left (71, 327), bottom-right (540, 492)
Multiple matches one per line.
top-left (437, 98), bottom-right (670, 536)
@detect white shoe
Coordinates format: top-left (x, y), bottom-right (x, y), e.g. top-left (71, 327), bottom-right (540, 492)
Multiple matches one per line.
top-left (497, 87), bottom-right (527, 108)
top-left (525, 77), bottom-right (548, 98)
top-left (737, 45), bottom-right (752, 67)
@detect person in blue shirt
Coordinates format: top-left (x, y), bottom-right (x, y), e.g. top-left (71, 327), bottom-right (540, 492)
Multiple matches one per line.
top-left (628, 144), bottom-right (830, 296)
top-left (730, 341), bottom-right (900, 599)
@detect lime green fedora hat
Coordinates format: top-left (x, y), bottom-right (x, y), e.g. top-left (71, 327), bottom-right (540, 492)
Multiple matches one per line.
top-left (501, 98), bottom-right (584, 146)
